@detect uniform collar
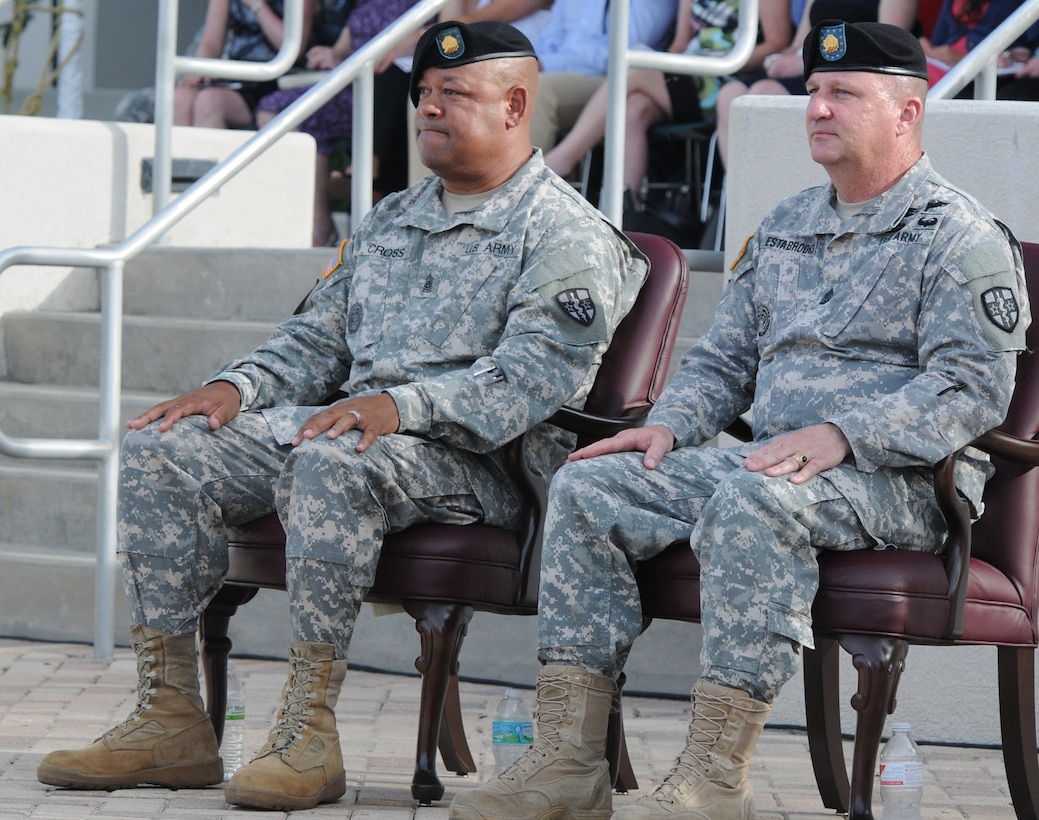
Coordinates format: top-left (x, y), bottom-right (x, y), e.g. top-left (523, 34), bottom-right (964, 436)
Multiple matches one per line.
top-left (815, 154), bottom-right (935, 236)
top-left (401, 150), bottom-right (545, 234)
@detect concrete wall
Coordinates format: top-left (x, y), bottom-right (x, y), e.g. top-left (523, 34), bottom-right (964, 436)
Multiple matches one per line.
top-left (725, 96), bottom-right (1039, 263)
top-left (0, 116), bottom-right (315, 374)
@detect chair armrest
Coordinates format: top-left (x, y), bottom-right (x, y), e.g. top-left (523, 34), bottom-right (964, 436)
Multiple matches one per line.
top-left (974, 428), bottom-right (1039, 466)
top-left (933, 449), bottom-right (972, 639)
top-left (939, 428), bottom-right (1039, 639)
top-left (723, 416), bottom-right (753, 443)
top-left (548, 405), bottom-right (651, 447)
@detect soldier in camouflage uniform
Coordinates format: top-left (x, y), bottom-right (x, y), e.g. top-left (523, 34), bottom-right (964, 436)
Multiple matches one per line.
top-left (452, 20), bottom-right (1030, 820)
top-left (36, 21), bottom-right (647, 812)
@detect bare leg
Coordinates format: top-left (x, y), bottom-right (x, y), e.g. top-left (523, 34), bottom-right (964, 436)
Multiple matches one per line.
top-left (173, 83), bottom-right (197, 126)
top-left (191, 86), bottom-right (255, 130)
top-left (623, 89), bottom-right (669, 193)
top-left (543, 68), bottom-right (671, 182)
top-left (543, 80), bottom-right (610, 179)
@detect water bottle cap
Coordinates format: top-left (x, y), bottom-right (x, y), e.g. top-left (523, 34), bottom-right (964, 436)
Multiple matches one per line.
top-left (504, 688), bottom-right (523, 699)
top-left (892, 722), bottom-right (911, 732)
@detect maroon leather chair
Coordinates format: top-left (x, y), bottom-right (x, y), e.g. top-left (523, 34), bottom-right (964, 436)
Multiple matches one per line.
top-left (633, 241), bottom-right (1039, 819)
top-left (197, 231), bottom-right (689, 804)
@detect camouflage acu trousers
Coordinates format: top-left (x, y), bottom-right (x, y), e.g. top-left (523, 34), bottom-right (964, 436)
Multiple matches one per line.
top-left (537, 444), bottom-right (944, 702)
top-left (118, 411), bottom-right (524, 653)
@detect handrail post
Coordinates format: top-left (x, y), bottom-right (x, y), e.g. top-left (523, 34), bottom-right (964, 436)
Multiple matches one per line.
top-left (352, 63), bottom-right (375, 219)
top-left (153, 0), bottom-right (179, 218)
top-left (600, 0), bottom-right (759, 227)
top-left (152, 0), bottom-right (307, 218)
top-left (94, 260), bottom-right (125, 660)
top-left (974, 61), bottom-right (997, 100)
top-left (601, 0), bottom-right (632, 226)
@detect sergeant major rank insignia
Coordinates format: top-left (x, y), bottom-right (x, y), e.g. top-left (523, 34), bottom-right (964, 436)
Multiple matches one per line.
top-left (556, 288), bottom-right (596, 326)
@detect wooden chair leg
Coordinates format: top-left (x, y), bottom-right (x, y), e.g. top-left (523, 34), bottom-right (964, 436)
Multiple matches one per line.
top-left (838, 634), bottom-right (908, 820)
top-left (997, 646), bottom-right (1039, 820)
top-left (804, 636), bottom-right (850, 812)
top-left (403, 600), bottom-right (474, 805)
top-left (438, 672), bottom-right (477, 776)
top-left (198, 583), bottom-right (259, 744)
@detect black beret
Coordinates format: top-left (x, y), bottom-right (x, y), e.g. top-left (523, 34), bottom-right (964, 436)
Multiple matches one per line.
top-left (409, 20), bottom-right (537, 106)
top-left (803, 20), bottom-right (929, 83)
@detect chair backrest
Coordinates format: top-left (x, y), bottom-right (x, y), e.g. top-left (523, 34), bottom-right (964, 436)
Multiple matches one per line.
top-left (514, 231), bottom-right (690, 606)
top-left (583, 231), bottom-right (690, 419)
top-left (969, 241), bottom-right (1039, 631)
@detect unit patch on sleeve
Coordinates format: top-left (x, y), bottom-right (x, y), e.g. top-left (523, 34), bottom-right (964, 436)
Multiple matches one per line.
top-left (981, 286), bottom-right (1020, 333)
top-left (555, 288), bottom-right (596, 326)
top-left (322, 239), bottom-right (347, 279)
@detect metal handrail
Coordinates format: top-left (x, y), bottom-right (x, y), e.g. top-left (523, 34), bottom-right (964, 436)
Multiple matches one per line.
top-left (596, 0), bottom-right (1039, 224)
top-left (929, 0), bottom-right (1039, 100)
top-left (0, 0), bottom-right (449, 659)
top-left (599, 0), bottom-right (759, 225)
top-left (152, 0), bottom-right (309, 214)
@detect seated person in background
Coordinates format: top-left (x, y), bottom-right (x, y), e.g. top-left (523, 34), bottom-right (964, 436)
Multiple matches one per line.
top-left (529, 0), bottom-right (677, 153)
top-left (35, 20), bottom-right (648, 813)
top-left (920, 0), bottom-right (1029, 84)
top-left (175, 0), bottom-right (316, 128)
top-left (542, 0), bottom-right (792, 203)
top-left (997, 27), bottom-right (1039, 99)
top-left (452, 20), bottom-right (1027, 820)
top-left (716, 0), bottom-right (920, 168)
top-left (376, 0), bottom-right (554, 68)
top-left (255, 0), bottom-right (423, 246)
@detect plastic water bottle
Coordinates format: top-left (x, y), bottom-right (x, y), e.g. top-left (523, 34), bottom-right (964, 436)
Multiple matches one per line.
top-left (879, 722), bottom-right (924, 819)
top-left (492, 688), bottom-right (534, 775)
top-left (222, 660), bottom-right (246, 780)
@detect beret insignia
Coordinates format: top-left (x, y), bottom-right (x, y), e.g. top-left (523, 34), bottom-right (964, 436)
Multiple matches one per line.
top-left (437, 29), bottom-right (464, 59)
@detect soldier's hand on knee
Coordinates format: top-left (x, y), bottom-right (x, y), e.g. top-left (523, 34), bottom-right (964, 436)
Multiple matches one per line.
top-left (568, 424), bottom-right (676, 470)
top-left (125, 381), bottom-right (242, 433)
top-left (292, 393), bottom-right (401, 452)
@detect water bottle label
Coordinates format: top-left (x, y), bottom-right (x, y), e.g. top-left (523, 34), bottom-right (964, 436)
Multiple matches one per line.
top-left (492, 720), bottom-right (534, 745)
top-left (226, 704), bottom-right (246, 720)
top-left (880, 760), bottom-right (923, 787)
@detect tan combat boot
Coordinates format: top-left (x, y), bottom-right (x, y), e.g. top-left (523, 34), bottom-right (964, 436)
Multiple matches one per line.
top-left (612, 679), bottom-right (771, 820)
top-left (225, 642), bottom-right (347, 811)
top-left (36, 625), bottom-right (222, 790)
top-left (450, 665), bottom-right (616, 820)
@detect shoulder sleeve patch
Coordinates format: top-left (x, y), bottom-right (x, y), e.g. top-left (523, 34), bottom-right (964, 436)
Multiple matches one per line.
top-left (322, 238), bottom-right (349, 279)
top-left (730, 234), bottom-right (754, 272)
top-left (961, 243), bottom-right (1027, 351)
top-left (535, 268), bottom-right (609, 346)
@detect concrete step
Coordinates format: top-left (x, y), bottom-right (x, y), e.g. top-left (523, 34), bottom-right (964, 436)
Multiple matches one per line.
top-left (0, 382), bottom-right (158, 442)
top-left (121, 246), bottom-right (333, 321)
top-left (3, 311), bottom-right (275, 394)
top-left (0, 462), bottom-right (99, 552)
